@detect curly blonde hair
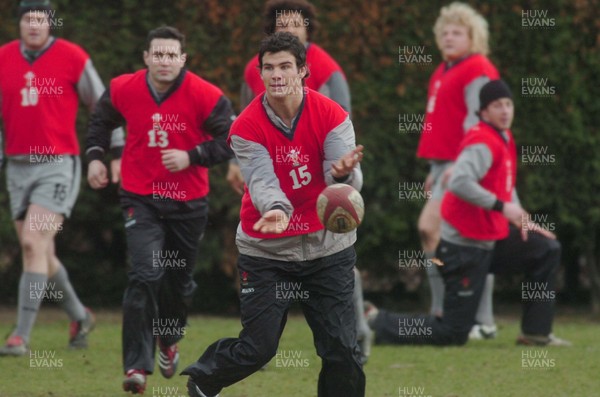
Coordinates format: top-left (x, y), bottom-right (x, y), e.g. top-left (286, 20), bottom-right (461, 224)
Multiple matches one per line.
top-left (433, 2), bottom-right (490, 57)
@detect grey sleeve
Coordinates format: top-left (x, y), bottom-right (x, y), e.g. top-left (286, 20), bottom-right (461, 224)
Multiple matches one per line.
top-left (319, 71), bottom-right (352, 115)
top-left (230, 135), bottom-right (294, 216)
top-left (323, 116), bottom-right (363, 191)
top-left (448, 143), bottom-right (497, 209)
top-left (77, 59), bottom-right (105, 111)
top-left (77, 59), bottom-right (125, 151)
top-left (463, 76), bottom-right (491, 132)
top-left (85, 89), bottom-right (126, 162)
top-left (240, 82), bottom-right (256, 111)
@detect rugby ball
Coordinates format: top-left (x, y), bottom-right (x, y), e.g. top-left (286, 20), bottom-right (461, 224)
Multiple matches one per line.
top-left (316, 184), bottom-right (364, 233)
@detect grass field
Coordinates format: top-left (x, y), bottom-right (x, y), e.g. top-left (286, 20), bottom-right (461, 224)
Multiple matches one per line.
top-left (0, 307), bottom-right (598, 397)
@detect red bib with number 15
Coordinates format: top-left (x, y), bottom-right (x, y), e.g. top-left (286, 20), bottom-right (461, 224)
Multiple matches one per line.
top-left (230, 89), bottom-right (348, 239)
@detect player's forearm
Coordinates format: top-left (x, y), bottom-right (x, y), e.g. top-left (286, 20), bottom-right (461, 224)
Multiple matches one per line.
top-left (323, 117), bottom-right (363, 191)
top-left (204, 96), bottom-right (236, 137)
top-left (448, 144), bottom-right (497, 209)
top-left (230, 135), bottom-right (293, 216)
top-left (190, 96), bottom-right (235, 166)
top-left (85, 89), bottom-right (125, 162)
top-left (187, 136), bottom-right (233, 167)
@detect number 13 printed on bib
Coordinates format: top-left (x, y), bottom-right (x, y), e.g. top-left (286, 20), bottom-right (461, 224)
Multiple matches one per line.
top-left (148, 113), bottom-right (169, 148)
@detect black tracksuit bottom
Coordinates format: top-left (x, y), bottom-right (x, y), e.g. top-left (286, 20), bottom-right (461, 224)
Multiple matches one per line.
top-left (181, 246), bottom-right (366, 397)
top-left (373, 226), bottom-right (561, 346)
top-left (120, 190), bottom-right (208, 374)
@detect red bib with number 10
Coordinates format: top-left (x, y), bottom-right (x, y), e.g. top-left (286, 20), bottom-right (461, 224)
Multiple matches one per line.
top-left (230, 89), bottom-right (348, 239)
top-left (0, 39), bottom-right (88, 156)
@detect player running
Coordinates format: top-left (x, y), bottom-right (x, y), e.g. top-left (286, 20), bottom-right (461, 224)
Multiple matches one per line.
top-left (85, 26), bottom-right (235, 394)
top-left (182, 32), bottom-right (365, 397)
top-left (0, 0), bottom-right (123, 356)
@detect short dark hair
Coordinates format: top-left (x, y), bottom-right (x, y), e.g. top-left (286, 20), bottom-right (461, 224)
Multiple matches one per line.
top-left (258, 32), bottom-right (310, 82)
top-left (145, 26), bottom-right (185, 53)
top-left (263, 0), bottom-right (319, 40)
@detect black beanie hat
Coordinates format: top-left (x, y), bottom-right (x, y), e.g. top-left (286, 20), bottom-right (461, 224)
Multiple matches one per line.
top-left (479, 79), bottom-right (513, 111)
top-left (18, 0), bottom-right (52, 20)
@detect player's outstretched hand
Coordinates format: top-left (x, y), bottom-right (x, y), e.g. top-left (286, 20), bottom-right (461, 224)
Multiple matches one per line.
top-left (253, 209), bottom-right (289, 234)
top-left (227, 163), bottom-right (245, 195)
top-left (110, 158), bottom-right (121, 184)
top-left (332, 145), bottom-right (364, 179)
top-left (161, 149), bottom-right (190, 172)
top-left (88, 160), bottom-right (109, 189)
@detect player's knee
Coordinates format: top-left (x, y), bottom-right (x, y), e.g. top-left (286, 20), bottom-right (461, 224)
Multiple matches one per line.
top-left (128, 263), bottom-right (164, 283)
top-left (248, 341), bottom-right (279, 367)
top-left (123, 279), bottom-right (160, 305)
top-left (20, 234), bottom-right (46, 259)
top-left (265, 338), bottom-right (281, 359)
top-left (546, 239), bottom-right (561, 256)
top-left (122, 295), bottom-right (142, 312)
top-left (233, 330), bottom-right (280, 366)
top-left (314, 336), bottom-right (357, 362)
top-left (541, 239), bottom-right (562, 272)
top-left (255, 351), bottom-right (275, 367)
top-left (539, 238), bottom-right (562, 268)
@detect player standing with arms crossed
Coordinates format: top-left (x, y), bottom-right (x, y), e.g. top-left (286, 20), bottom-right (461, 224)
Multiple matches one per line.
top-left (415, 2), bottom-right (499, 336)
top-left (227, 0), bottom-right (373, 363)
top-left (0, 0), bottom-right (124, 356)
top-left (86, 26), bottom-right (235, 394)
top-left (183, 32), bottom-right (365, 397)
